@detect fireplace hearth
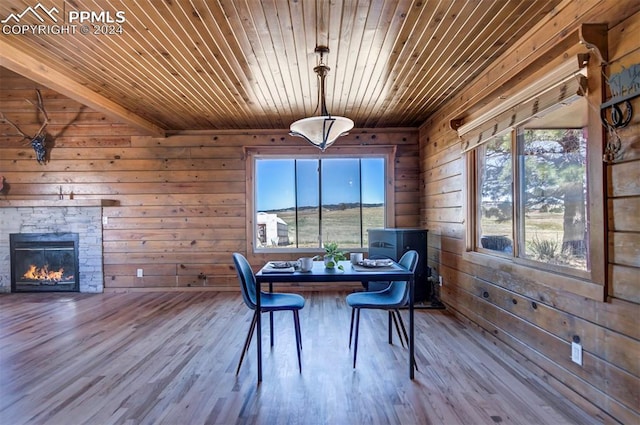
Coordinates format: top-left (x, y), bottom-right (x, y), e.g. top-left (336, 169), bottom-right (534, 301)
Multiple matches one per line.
top-left (10, 233), bottom-right (80, 292)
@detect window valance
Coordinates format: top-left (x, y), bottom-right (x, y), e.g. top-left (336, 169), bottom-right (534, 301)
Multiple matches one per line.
top-left (456, 61), bottom-right (587, 153)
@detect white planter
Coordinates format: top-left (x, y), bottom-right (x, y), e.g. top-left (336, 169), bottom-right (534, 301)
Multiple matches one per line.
top-left (324, 255), bottom-right (336, 268)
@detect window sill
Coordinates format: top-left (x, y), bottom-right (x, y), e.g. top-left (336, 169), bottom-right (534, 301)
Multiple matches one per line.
top-left (462, 250), bottom-right (605, 302)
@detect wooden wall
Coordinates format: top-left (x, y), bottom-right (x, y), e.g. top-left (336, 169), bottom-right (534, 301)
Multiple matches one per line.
top-left (419, 3), bottom-right (639, 424)
top-left (0, 67), bottom-right (420, 291)
top-left (1, 2), bottom-right (637, 423)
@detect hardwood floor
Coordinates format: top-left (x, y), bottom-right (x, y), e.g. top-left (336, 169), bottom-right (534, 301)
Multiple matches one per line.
top-left (0, 291), bottom-right (601, 425)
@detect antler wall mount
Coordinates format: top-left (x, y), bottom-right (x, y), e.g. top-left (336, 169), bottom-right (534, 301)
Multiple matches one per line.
top-left (601, 63), bottom-right (639, 162)
top-left (601, 63), bottom-right (639, 130)
top-left (0, 89), bottom-right (50, 164)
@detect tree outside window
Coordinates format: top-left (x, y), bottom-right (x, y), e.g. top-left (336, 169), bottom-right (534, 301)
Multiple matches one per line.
top-left (477, 133), bottom-right (513, 254)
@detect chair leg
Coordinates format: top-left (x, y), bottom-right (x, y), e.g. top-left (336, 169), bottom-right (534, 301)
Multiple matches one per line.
top-left (394, 309), bottom-right (409, 346)
top-left (294, 310), bottom-right (302, 352)
top-left (293, 310), bottom-right (302, 373)
top-left (390, 310), bottom-right (405, 348)
top-left (388, 311), bottom-right (393, 344)
top-left (349, 308), bottom-right (355, 348)
top-left (394, 309), bottom-right (418, 371)
top-left (270, 311), bottom-right (274, 347)
top-left (236, 311), bottom-right (258, 375)
top-left (292, 310), bottom-right (301, 352)
top-left (353, 308), bottom-right (361, 368)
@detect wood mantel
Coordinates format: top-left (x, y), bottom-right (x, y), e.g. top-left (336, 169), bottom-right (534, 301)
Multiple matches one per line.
top-left (0, 199), bottom-right (118, 208)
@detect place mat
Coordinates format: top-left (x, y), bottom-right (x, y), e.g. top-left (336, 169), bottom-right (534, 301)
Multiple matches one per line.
top-left (261, 267), bottom-right (295, 273)
top-left (261, 262), bottom-right (296, 273)
top-left (351, 263), bottom-right (399, 272)
top-left (268, 261), bottom-right (297, 268)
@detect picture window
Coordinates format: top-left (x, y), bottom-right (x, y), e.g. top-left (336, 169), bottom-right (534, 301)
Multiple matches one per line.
top-left (253, 155), bottom-right (387, 252)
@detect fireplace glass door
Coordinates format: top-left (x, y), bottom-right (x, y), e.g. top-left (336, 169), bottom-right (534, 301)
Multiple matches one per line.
top-left (10, 233), bottom-right (79, 292)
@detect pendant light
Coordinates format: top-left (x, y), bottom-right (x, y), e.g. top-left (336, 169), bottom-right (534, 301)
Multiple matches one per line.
top-left (289, 46), bottom-right (354, 151)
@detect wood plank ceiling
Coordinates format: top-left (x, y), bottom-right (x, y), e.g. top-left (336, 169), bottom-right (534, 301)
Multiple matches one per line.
top-left (0, 0), bottom-right (562, 133)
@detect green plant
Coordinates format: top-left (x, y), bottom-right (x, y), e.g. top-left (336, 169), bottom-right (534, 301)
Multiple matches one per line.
top-left (528, 237), bottom-right (559, 261)
top-left (323, 241), bottom-right (346, 270)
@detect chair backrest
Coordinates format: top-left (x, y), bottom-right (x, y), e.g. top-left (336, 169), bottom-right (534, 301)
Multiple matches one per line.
top-left (387, 250), bottom-right (419, 306)
top-left (232, 253), bottom-right (257, 310)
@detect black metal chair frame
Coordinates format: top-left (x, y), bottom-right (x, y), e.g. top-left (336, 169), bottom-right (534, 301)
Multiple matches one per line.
top-left (347, 250), bottom-right (419, 369)
top-left (232, 253), bottom-right (304, 375)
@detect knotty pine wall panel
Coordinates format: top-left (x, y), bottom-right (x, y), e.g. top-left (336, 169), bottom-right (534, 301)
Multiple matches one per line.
top-left (0, 68), bottom-right (420, 292)
top-left (418, 7), bottom-right (639, 425)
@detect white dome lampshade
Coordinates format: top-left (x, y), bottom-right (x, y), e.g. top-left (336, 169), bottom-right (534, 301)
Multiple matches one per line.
top-left (289, 46), bottom-right (354, 151)
top-left (289, 115), bottom-right (354, 151)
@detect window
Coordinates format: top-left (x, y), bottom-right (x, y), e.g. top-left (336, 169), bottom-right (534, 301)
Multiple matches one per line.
top-left (477, 133), bottom-right (514, 254)
top-left (472, 96), bottom-right (589, 272)
top-left (254, 155), bottom-right (386, 251)
top-left (518, 126), bottom-right (588, 270)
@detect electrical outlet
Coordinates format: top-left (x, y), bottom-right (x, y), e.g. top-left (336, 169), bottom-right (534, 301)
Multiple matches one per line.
top-left (137, 268), bottom-right (143, 278)
top-left (438, 275), bottom-right (443, 286)
top-left (102, 216), bottom-right (108, 225)
top-left (571, 341), bottom-right (583, 365)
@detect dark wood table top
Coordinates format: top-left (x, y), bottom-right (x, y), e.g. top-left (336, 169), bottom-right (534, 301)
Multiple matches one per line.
top-left (255, 260), bottom-right (413, 283)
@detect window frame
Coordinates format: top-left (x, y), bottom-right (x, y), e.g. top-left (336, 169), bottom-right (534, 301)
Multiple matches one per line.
top-left (245, 146), bottom-right (396, 255)
top-left (470, 123), bottom-right (592, 280)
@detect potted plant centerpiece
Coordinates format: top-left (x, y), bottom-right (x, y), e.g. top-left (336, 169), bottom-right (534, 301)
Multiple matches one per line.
top-left (322, 241), bottom-right (346, 270)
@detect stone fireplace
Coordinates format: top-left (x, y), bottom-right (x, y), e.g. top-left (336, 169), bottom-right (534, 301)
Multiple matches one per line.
top-left (10, 232), bottom-right (80, 292)
top-left (0, 199), bottom-right (116, 293)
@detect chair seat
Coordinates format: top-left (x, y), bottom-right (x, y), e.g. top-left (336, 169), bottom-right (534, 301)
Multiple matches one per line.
top-left (260, 292), bottom-right (305, 311)
top-left (346, 288), bottom-right (404, 309)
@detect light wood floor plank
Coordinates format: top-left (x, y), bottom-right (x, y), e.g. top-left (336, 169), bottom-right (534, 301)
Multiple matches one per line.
top-left (0, 291), bottom-right (601, 425)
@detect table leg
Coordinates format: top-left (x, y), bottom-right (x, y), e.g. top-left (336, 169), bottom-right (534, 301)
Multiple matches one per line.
top-left (256, 281), bottom-right (262, 383)
top-left (269, 282), bottom-right (274, 347)
top-left (409, 275), bottom-right (415, 379)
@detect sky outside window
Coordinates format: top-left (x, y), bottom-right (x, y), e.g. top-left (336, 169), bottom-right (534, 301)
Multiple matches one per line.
top-left (255, 159), bottom-right (295, 211)
top-left (256, 157), bottom-right (384, 211)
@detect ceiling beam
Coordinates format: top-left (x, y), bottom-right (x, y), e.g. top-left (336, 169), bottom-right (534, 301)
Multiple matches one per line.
top-left (0, 39), bottom-right (166, 137)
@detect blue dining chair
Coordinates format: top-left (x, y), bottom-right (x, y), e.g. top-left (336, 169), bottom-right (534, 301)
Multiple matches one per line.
top-left (232, 253), bottom-right (305, 374)
top-left (346, 250), bottom-right (419, 368)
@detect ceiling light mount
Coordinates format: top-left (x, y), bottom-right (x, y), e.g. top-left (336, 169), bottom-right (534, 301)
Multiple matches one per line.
top-left (289, 45), bottom-right (354, 151)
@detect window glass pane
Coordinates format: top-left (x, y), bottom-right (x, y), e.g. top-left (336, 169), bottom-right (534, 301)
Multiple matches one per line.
top-left (361, 158), bottom-right (385, 246)
top-left (256, 159), bottom-right (295, 248)
top-left (519, 128), bottom-right (588, 270)
top-left (321, 159), bottom-right (362, 248)
top-left (296, 160), bottom-right (319, 248)
top-left (477, 134), bottom-right (514, 253)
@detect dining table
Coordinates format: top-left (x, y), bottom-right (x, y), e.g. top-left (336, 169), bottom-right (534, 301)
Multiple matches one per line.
top-left (254, 259), bottom-right (416, 383)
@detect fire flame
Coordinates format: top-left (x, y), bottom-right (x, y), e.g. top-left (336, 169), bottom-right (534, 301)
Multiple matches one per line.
top-left (23, 264), bottom-right (72, 282)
